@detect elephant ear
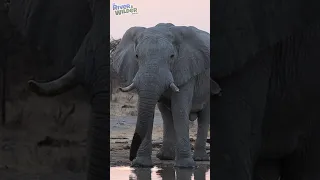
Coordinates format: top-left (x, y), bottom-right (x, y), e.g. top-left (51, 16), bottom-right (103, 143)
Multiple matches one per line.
top-left (211, 79), bottom-right (222, 95)
top-left (169, 26), bottom-right (210, 86)
top-left (112, 27), bottom-right (146, 86)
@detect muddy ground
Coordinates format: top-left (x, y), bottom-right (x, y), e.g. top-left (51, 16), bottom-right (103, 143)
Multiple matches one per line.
top-left (0, 86), bottom-right (90, 179)
top-left (110, 91), bottom-right (210, 167)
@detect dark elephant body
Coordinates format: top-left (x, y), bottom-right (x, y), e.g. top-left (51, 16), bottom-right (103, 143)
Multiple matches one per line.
top-left (7, 0), bottom-right (109, 180)
top-left (258, 28), bottom-right (320, 179)
top-left (211, 13), bottom-right (320, 180)
top-left (8, 0), bottom-right (92, 78)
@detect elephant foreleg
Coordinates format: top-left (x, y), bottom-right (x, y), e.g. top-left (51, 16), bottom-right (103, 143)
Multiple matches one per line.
top-left (156, 102), bottom-right (176, 160)
top-left (193, 102), bottom-right (210, 161)
top-left (171, 81), bottom-right (196, 167)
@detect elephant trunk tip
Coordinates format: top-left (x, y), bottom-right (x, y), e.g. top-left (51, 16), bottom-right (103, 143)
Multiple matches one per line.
top-left (129, 132), bottom-right (142, 161)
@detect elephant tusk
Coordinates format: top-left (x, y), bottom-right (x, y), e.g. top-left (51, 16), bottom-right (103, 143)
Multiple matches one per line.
top-left (28, 67), bottom-right (78, 96)
top-left (119, 82), bottom-right (135, 92)
top-left (170, 83), bottom-right (180, 92)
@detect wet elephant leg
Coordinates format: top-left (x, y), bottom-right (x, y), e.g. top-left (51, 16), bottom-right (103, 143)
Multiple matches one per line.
top-left (157, 167), bottom-right (175, 179)
top-left (193, 102), bottom-right (210, 161)
top-left (131, 168), bottom-right (152, 180)
top-left (253, 159), bottom-right (281, 180)
top-left (156, 102), bottom-right (176, 160)
top-left (175, 168), bottom-right (193, 180)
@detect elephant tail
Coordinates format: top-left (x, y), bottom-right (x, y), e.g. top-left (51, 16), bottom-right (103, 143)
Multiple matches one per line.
top-left (28, 67), bottom-right (78, 96)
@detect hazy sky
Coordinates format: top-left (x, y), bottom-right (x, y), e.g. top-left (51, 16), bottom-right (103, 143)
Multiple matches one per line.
top-left (110, 0), bottom-right (210, 39)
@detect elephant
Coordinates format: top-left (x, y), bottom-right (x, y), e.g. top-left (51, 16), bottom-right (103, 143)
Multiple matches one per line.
top-left (112, 23), bottom-right (219, 167)
top-left (6, 0), bottom-right (109, 179)
top-left (211, 0), bottom-right (320, 179)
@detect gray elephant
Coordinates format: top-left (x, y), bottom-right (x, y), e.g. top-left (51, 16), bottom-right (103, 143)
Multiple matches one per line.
top-left (7, 0), bottom-right (109, 179)
top-left (211, 0), bottom-right (320, 179)
top-left (112, 23), bottom-right (218, 167)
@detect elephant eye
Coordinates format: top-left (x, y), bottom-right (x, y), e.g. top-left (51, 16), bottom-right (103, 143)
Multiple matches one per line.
top-left (170, 54), bottom-right (174, 58)
top-left (135, 54), bottom-right (138, 58)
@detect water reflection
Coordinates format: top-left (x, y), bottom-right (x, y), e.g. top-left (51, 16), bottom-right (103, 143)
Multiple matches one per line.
top-left (111, 165), bottom-right (210, 180)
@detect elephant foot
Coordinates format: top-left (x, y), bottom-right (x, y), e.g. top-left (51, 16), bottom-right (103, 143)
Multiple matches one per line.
top-left (174, 157), bottom-right (196, 168)
top-left (193, 150), bottom-right (210, 161)
top-left (131, 156), bottom-right (153, 167)
top-left (156, 145), bottom-right (175, 160)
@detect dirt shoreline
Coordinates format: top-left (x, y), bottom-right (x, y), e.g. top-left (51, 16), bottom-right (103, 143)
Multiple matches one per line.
top-left (110, 115), bottom-right (210, 167)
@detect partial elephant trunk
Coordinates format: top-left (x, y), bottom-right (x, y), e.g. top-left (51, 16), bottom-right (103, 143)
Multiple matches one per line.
top-left (28, 67), bottom-right (78, 96)
top-left (87, 89), bottom-right (109, 180)
top-left (129, 91), bottom-right (159, 161)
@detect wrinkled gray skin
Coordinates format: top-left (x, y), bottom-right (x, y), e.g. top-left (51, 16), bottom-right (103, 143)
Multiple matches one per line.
top-left (112, 23), bottom-right (218, 167)
top-left (211, 0), bottom-right (320, 179)
top-left (8, 0), bottom-right (109, 179)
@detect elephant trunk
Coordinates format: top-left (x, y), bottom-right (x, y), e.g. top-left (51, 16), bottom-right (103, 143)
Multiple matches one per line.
top-left (129, 91), bottom-right (159, 161)
top-left (87, 89), bottom-right (109, 180)
top-left (127, 67), bottom-right (178, 160)
top-left (28, 67), bottom-right (78, 96)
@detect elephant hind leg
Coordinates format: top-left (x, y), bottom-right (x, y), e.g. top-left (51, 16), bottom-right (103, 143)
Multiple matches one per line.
top-left (253, 159), bottom-right (281, 180)
top-left (156, 102), bottom-right (176, 160)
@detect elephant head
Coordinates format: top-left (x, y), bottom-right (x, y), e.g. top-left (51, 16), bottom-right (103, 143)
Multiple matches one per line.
top-left (112, 23), bottom-right (220, 160)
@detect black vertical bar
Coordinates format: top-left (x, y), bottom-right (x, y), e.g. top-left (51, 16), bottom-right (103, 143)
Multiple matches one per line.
top-left (1, 40), bottom-right (6, 126)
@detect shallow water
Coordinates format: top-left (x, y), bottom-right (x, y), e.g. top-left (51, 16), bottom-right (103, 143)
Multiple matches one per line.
top-left (110, 165), bottom-right (210, 180)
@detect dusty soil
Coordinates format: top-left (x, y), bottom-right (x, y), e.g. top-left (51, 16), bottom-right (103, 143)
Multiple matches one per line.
top-left (110, 91), bottom-right (210, 167)
top-left (0, 87), bottom-right (90, 179)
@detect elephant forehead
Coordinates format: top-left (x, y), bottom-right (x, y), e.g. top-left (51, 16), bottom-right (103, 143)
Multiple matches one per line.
top-left (137, 37), bottom-right (175, 53)
top-left (138, 28), bottom-right (174, 41)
